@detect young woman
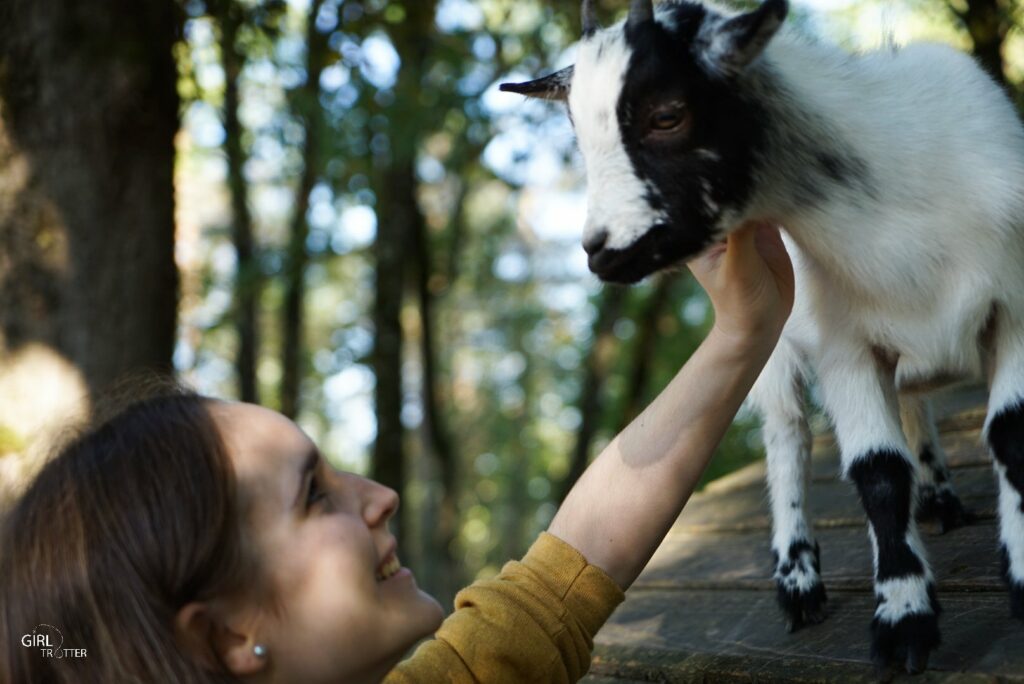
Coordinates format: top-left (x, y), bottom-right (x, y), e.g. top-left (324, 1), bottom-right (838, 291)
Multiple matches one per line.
top-left (0, 222), bottom-right (793, 683)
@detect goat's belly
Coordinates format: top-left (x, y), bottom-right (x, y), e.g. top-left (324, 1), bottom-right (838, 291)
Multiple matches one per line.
top-left (856, 300), bottom-right (996, 393)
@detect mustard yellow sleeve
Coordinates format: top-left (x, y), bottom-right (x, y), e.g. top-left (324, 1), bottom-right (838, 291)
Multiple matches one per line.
top-left (384, 532), bottom-right (625, 684)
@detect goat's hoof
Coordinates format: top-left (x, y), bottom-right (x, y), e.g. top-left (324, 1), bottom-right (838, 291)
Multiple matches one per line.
top-left (915, 486), bottom-right (974, 534)
top-left (1009, 582), bottom-right (1024, 621)
top-left (774, 539), bottom-right (828, 632)
top-left (870, 610), bottom-right (940, 677)
top-left (777, 581), bottom-right (828, 632)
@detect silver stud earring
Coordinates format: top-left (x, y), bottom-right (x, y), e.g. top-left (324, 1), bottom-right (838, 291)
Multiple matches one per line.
top-left (253, 644), bottom-right (267, 659)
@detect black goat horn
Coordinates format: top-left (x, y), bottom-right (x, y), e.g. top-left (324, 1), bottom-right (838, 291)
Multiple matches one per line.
top-left (582, 0), bottom-right (599, 36)
top-left (627, 0), bottom-right (654, 26)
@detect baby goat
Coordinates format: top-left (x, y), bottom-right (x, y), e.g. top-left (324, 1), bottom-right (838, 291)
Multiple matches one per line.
top-left (502, 0), bottom-right (1024, 673)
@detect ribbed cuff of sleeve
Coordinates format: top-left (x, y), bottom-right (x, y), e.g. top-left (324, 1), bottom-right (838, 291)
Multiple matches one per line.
top-left (519, 532), bottom-right (625, 639)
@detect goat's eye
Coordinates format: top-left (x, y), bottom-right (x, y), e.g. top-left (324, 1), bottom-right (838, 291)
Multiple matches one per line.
top-left (649, 108), bottom-right (686, 131)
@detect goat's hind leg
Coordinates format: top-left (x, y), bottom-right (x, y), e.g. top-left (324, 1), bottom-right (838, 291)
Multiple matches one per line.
top-left (900, 395), bottom-right (973, 533)
top-left (985, 309), bottom-right (1024, 620)
top-left (821, 346), bottom-right (939, 674)
top-left (752, 342), bottom-right (827, 632)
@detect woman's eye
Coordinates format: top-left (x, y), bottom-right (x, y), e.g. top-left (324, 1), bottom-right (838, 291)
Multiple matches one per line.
top-left (649, 109), bottom-right (685, 131)
top-left (307, 476), bottom-right (328, 509)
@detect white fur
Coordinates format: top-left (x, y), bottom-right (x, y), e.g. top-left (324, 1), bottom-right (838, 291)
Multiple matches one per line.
top-left (875, 576), bottom-right (936, 623)
top-left (996, 463), bottom-right (1024, 583)
top-left (570, 29), bottom-right (668, 250)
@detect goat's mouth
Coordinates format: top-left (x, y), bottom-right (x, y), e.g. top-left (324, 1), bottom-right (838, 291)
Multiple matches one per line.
top-left (587, 224), bottom-right (708, 284)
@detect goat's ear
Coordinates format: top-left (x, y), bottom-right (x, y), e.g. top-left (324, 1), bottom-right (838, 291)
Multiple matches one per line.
top-left (500, 66), bottom-right (574, 102)
top-left (696, 0), bottom-right (788, 78)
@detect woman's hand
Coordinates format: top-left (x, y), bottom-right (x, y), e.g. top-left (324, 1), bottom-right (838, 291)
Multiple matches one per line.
top-left (687, 221), bottom-right (795, 353)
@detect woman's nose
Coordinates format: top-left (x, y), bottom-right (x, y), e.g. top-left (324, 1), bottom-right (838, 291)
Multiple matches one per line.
top-left (361, 478), bottom-right (399, 528)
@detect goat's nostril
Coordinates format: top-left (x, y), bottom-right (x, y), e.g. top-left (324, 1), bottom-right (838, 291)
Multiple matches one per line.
top-left (583, 229), bottom-right (609, 256)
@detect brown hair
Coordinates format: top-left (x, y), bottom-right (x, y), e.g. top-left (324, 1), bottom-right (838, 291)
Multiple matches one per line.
top-left (0, 384), bottom-right (252, 683)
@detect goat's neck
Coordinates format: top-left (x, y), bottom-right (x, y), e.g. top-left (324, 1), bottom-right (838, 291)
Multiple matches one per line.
top-left (739, 39), bottom-right (876, 276)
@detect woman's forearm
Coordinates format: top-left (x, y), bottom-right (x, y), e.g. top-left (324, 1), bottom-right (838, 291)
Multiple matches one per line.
top-left (547, 327), bottom-right (778, 590)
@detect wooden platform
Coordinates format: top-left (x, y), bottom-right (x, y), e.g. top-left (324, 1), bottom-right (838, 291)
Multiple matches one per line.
top-left (585, 394), bottom-right (1024, 682)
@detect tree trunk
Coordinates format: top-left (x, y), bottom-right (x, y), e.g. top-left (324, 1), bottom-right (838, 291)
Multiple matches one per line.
top-left (370, 0), bottom-right (439, 561)
top-left (953, 0), bottom-right (1009, 87)
top-left (557, 287), bottom-right (627, 503)
top-left (280, 0), bottom-right (327, 418)
top-left (217, 0), bottom-right (260, 404)
top-left (618, 276), bottom-right (672, 431)
top-left (411, 190), bottom-right (461, 603)
top-left (0, 0), bottom-right (179, 411)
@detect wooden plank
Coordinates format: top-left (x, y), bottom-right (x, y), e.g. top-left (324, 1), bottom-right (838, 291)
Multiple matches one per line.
top-left (639, 520), bottom-right (1006, 592)
top-left (593, 590), bottom-right (1024, 682)
top-left (678, 464), bottom-right (997, 534)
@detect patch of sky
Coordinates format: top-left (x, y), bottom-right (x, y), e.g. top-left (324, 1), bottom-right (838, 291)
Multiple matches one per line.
top-left (239, 94), bottom-right (278, 132)
top-left (315, 0), bottom-right (338, 33)
top-left (499, 385), bottom-right (526, 412)
top-left (192, 287), bottom-right (231, 329)
top-left (360, 33), bottom-right (400, 89)
top-left (173, 339), bottom-right (196, 371)
top-left (191, 353), bottom-right (234, 395)
top-left (250, 135), bottom-right (286, 169)
top-left (325, 364), bottom-right (375, 401)
top-left (436, 0), bottom-right (484, 32)
top-left (335, 325), bottom-right (374, 361)
top-left (682, 295), bottom-right (709, 327)
top-left (794, 0), bottom-right (857, 11)
top-left (334, 299), bottom-right (361, 326)
top-left (307, 227), bottom-right (330, 254)
top-left (416, 155), bottom-right (446, 184)
top-left (252, 185), bottom-right (294, 226)
top-left (493, 351), bottom-right (527, 384)
top-left (554, 346), bottom-right (581, 372)
top-left (472, 34), bottom-right (497, 61)
top-left (458, 63), bottom-right (497, 97)
top-left (323, 399), bottom-right (376, 459)
top-left (276, 33), bottom-right (306, 68)
top-left (185, 101), bottom-right (225, 148)
top-left (319, 63), bottom-right (350, 91)
top-left (184, 16), bottom-right (215, 49)
top-left (211, 242), bottom-right (238, 277)
top-left (401, 399), bottom-right (423, 429)
top-left (525, 188), bottom-right (586, 242)
top-left (332, 204), bottom-right (376, 253)
top-left (543, 283), bottom-right (589, 312)
top-left (558, 407), bottom-right (582, 431)
top-left (493, 251), bottom-right (530, 283)
top-left (613, 318), bottom-right (636, 341)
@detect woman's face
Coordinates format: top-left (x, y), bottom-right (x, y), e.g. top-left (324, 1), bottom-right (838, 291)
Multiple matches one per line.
top-left (209, 402), bottom-right (443, 683)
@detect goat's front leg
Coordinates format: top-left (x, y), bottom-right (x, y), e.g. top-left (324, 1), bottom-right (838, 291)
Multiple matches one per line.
top-left (899, 395), bottom-right (973, 533)
top-left (820, 345), bottom-right (940, 675)
top-left (984, 307), bottom-right (1024, 620)
top-left (751, 341), bottom-right (826, 632)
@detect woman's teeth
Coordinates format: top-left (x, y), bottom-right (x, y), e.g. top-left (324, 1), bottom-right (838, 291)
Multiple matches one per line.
top-left (376, 555), bottom-right (401, 581)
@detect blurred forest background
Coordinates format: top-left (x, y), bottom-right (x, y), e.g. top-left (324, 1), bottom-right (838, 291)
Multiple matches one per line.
top-left (1, 0), bottom-right (1022, 607)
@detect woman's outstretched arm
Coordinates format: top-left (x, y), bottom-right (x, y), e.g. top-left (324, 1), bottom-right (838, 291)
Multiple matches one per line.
top-left (548, 222), bottom-right (795, 590)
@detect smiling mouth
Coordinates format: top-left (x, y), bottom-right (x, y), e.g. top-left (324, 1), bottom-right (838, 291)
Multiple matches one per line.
top-left (376, 554), bottom-right (402, 582)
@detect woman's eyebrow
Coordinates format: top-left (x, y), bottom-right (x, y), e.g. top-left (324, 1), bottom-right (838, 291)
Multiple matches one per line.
top-left (293, 446), bottom-right (319, 510)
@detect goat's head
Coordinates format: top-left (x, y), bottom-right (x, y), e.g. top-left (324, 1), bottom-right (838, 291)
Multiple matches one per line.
top-left (501, 0), bottom-right (788, 283)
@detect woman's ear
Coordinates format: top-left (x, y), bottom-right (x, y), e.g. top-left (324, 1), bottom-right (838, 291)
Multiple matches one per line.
top-left (175, 602), bottom-right (269, 677)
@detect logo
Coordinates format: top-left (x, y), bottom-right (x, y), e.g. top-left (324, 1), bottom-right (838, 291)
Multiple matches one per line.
top-left (20, 624), bottom-right (87, 659)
